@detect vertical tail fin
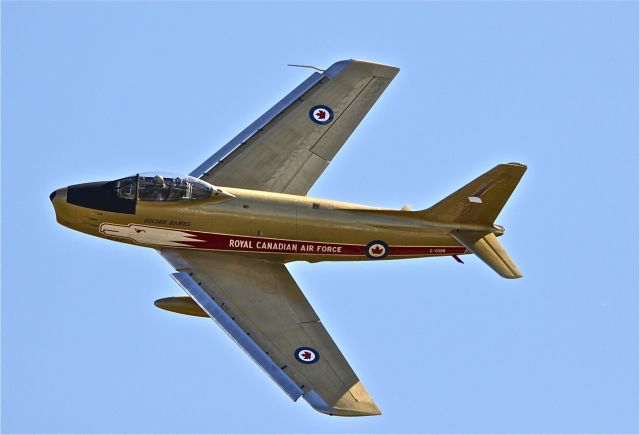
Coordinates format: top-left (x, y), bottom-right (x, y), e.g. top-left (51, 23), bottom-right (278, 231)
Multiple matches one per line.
top-left (419, 163), bottom-right (527, 225)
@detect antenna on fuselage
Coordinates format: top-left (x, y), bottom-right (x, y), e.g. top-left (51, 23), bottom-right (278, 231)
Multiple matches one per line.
top-left (287, 64), bottom-right (325, 72)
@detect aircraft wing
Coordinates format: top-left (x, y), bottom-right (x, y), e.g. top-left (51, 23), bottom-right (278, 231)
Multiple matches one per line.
top-left (160, 248), bottom-right (381, 416)
top-left (190, 60), bottom-right (399, 195)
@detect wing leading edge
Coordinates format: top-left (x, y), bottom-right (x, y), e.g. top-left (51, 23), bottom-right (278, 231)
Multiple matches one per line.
top-left (161, 249), bottom-right (381, 416)
top-left (191, 59), bottom-right (399, 195)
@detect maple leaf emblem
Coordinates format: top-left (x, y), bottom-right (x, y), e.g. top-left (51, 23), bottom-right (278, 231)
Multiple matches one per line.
top-left (370, 245), bottom-right (384, 255)
top-left (315, 110), bottom-right (326, 120)
top-left (301, 351), bottom-right (313, 360)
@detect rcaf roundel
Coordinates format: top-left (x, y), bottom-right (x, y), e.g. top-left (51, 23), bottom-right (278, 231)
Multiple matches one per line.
top-left (365, 240), bottom-right (389, 259)
top-left (309, 105), bottom-right (334, 125)
top-left (294, 346), bottom-right (320, 364)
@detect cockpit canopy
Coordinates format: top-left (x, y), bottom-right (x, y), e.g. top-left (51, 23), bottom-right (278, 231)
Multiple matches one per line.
top-left (135, 173), bottom-right (215, 201)
top-left (110, 173), bottom-right (217, 202)
top-left (66, 173), bottom-right (225, 215)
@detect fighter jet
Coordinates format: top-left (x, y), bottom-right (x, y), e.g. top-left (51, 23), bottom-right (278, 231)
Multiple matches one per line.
top-left (50, 60), bottom-right (526, 416)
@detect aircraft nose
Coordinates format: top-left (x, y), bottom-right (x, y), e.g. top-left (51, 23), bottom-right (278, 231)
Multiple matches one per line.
top-left (50, 187), bottom-right (72, 227)
top-left (49, 188), bottom-right (67, 205)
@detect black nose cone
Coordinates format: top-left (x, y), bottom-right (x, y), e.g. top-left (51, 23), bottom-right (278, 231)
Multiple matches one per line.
top-left (50, 190), bottom-right (57, 201)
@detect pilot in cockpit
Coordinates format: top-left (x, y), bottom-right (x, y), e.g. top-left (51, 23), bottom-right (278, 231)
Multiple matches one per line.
top-left (170, 177), bottom-right (182, 201)
top-left (153, 175), bottom-right (167, 200)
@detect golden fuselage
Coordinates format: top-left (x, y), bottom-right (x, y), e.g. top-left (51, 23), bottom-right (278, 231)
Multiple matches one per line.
top-left (52, 186), bottom-right (468, 262)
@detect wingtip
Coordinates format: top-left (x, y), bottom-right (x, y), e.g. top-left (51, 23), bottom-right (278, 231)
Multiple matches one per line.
top-left (325, 59), bottom-right (400, 79)
top-left (303, 383), bottom-right (382, 417)
top-left (506, 162), bottom-right (528, 169)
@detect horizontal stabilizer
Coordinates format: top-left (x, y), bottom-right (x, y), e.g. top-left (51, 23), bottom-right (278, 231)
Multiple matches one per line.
top-left (452, 231), bottom-right (523, 279)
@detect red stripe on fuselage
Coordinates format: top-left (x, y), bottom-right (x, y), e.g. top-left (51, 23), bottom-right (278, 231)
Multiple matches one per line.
top-left (166, 228), bottom-right (465, 257)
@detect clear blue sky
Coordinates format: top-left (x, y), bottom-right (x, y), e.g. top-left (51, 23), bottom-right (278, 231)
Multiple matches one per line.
top-left (2, 2), bottom-right (638, 433)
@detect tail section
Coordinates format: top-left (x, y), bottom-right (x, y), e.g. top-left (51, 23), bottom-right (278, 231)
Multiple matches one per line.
top-left (420, 163), bottom-right (527, 279)
top-left (419, 163), bottom-right (527, 225)
top-left (343, 162), bottom-right (527, 279)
